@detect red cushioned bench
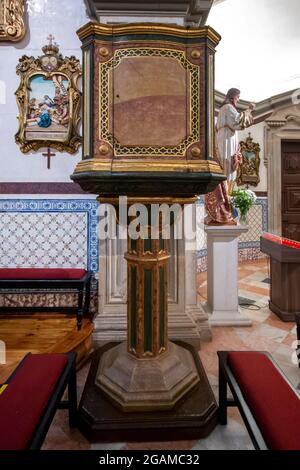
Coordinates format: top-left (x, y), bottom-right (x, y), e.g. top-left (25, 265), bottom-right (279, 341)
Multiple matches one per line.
top-left (218, 351), bottom-right (300, 450)
top-left (0, 352), bottom-right (77, 450)
top-left (296, 313), bottom-right (300, 368)
top-left (0, 268), bottom-right (92, 330)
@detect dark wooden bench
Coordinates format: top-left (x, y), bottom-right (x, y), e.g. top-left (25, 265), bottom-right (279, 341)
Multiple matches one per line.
top-left (0, 352), bottom-right (77, 450)
top-left (218, 351), bottom-right (300, 450)
top-left (0, 268), bottom-right (92, 330)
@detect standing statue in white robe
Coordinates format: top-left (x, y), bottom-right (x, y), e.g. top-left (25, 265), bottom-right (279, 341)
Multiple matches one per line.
top-left (205, 88), bottom-right (255, 225)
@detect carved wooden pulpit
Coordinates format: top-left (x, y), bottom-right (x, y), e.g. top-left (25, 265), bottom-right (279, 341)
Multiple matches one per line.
top-left (71, 22), bottom-right (225, 441)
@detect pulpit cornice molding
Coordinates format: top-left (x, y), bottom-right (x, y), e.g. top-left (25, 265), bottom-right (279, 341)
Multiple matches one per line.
top-left (84, 0), bottom-right (214, 26)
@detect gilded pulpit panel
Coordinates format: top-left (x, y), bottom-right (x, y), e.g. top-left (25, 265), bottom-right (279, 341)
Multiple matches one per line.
top-left (112, 55), bottom-right (187, 148)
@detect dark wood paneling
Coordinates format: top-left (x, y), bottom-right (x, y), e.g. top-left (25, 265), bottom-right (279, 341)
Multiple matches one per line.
top-left (282, 141), bottom-right (300, 241)
top-left (260, 237), bottom-right (300, 321)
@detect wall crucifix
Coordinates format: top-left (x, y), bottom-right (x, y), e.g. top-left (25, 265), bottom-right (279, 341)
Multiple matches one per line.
top-left (42, 148), bottom-right (56, 169)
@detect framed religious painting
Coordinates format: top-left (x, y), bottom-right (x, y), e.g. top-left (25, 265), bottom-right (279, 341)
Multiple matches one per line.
top-left (0, 0), bottom-right (25, 42)
top-left (15, 36), bottom-right (82, 154)
top-left (236, 133), bottom-right (261, 187)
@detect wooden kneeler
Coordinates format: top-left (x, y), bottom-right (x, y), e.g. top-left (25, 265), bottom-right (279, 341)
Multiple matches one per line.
top-left (218, 351), bottom-right (300, 450)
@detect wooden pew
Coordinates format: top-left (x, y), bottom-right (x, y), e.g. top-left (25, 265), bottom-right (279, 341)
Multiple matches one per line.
top-left (0, 268), bottom-right (92, 330)
top-left (0, 352), bottom-right (77, 450)
top-left (218, 351), bottom-right (300, 450)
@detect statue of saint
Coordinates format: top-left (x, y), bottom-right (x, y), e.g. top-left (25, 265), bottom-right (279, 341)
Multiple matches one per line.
top-left (205, 88), bottom-right (255, 225)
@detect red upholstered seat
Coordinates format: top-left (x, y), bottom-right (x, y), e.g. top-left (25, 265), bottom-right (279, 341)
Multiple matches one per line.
top-left (0, 268), bottom-right (86, 280)
top-left (228, 351), bottom-right (300, 450)
top-left (0, 354), bottom-right (68, 450)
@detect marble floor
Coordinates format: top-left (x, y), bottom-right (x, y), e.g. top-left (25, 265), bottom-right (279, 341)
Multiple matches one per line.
top-left (43, 260), bottom-right (300, 450)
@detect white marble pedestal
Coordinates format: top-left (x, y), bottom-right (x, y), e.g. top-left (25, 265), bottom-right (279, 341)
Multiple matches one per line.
top-left (204, 225), bottom-right (252, 326)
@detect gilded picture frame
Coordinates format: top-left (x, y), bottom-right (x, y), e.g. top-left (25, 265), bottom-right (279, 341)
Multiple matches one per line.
top-left (15, 36), bottom-right (82, 154)
top-left (237, 133), bottom-right (261, 187)
top-left (0, 0), bottom-right (25, 42)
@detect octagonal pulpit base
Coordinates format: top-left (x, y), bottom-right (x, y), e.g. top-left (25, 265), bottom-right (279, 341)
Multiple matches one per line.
top-left (78, 341), bottom-right (218, 442)
top-left (95, 341), bottom-right (200, 412)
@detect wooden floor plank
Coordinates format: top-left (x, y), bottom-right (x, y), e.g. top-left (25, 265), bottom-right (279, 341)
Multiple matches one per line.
top-left (0, 314), bottom-right (93, 382)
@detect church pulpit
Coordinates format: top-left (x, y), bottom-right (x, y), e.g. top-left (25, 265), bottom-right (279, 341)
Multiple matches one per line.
top-left (71, 21), bottom-right (225, 441)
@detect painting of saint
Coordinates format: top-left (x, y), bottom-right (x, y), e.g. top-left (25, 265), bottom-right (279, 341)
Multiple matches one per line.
top-left (25, 74), bottom-right (70, 141)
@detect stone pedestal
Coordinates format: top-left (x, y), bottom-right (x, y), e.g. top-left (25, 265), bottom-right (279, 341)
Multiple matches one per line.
top-left (204, 225), bottom-right (252, 326)
top-left (94, 203), bottom-right (211, 348)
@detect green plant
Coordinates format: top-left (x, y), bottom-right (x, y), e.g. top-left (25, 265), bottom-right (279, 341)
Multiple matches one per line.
top-left (231, 188), bottom-right (257, 217)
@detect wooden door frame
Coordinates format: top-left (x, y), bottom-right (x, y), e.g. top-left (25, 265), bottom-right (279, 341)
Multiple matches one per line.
top-left (281, 140), bottom-right (300, 238)
top-left (265, 104), bottom-right (300, 235)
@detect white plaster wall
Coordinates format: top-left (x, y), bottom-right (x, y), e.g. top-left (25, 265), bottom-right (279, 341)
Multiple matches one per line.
top-left (0, 0), bottom-right (89, 183)
top-left (238, 121), bottom-right (267, 192)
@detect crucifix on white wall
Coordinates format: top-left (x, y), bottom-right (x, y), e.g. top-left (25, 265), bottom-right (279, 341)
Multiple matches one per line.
top-left (42, 148), bottom-right (56, 169)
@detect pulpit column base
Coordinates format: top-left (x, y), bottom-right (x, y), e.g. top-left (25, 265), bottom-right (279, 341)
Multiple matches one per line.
top-left (77, 341), bottom-right (218, 442)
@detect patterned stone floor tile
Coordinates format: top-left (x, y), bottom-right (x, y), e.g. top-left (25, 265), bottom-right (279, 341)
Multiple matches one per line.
top-left (243, 313), bottom-right (269, 324)
top-left (282, 333), bottom-right (297, 347)
top-left (124, 440), bottom-right (197, 451)
top-left (265, 315), bottom-right (295, 332)
top-left (241, 334), bottom-right (280, 353)
top-left (273, 342), bottom-right (296, 363)
top-left (92, 442), bottom-right (126, 450)
top-left (244, 265), bottom-right (265, 271)
top-left (192, 419), bottom-right (254, 451)
top-left (250, 323), bottom-right (289, 343)
top-left (238, 282), bottom-right (270, 296)
top-left (291, 325), bottom-right (297, 335)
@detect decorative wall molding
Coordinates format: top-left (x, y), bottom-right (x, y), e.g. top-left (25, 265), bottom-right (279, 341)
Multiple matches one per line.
top-left (254, 191), bottom-right (267, 197)
top-left (265, 104), bottom-right (300, 235)
top-left (0, 183), bottom-right (87, 194)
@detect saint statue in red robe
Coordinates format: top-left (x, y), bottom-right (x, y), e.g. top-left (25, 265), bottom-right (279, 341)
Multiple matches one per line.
top-left (205, 88), bottom-right (255, 225)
